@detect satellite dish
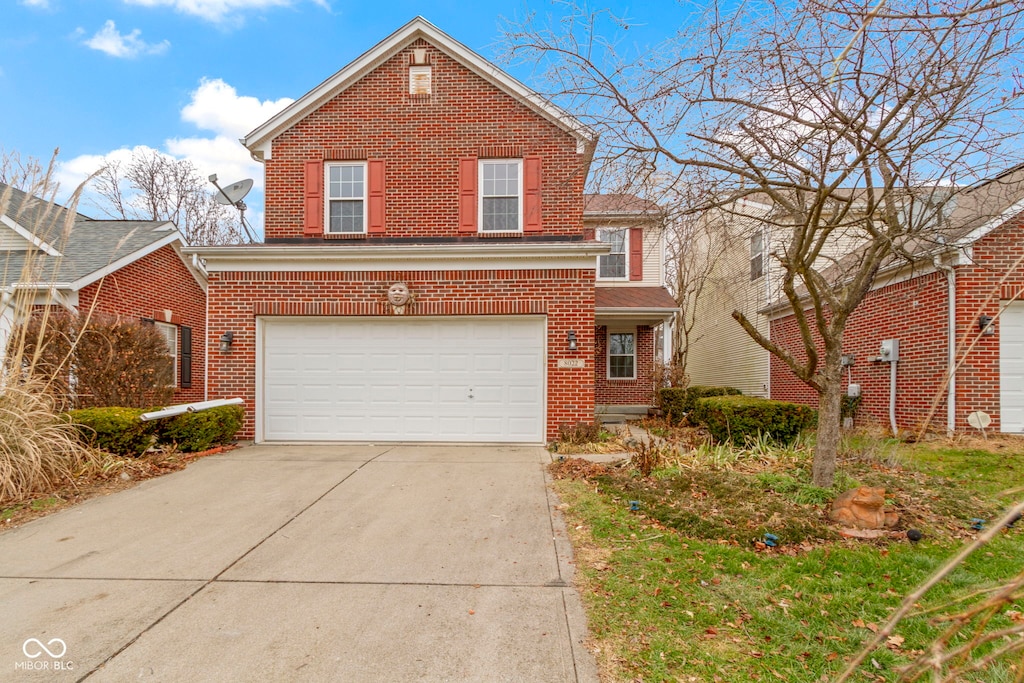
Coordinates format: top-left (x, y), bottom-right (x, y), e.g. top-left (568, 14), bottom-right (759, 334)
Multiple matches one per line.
top-left (209, 175), bottom-right (258, 244)
top-left (967, 410), bottom-right (992, 439)
top-left (214, 178), bottom-right (253, 206)
top-left (967, 411), bottom-right (991, 429)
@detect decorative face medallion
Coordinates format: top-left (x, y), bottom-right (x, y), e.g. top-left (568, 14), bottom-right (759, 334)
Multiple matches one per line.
top-left (387, 282), bottom-right (412, 307)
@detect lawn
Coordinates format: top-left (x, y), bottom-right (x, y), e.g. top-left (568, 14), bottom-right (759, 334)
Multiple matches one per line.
top-left (552, 431), bottom-right (1024, 682)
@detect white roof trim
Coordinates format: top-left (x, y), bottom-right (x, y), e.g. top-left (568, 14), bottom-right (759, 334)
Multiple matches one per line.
top-left (955, 196), bottom-right (1024, 247)
top-left (66, 226), bottom-right (183, 291)
top-left (187, 241), bottom-right (609, 273)
top-left (0, 214), bottom-right (62, 256)
top-left (242, 16), bottom-right (597, 157)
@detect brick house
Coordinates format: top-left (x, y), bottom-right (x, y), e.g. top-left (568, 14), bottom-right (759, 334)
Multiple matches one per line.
top-left (587, 194), bottom-right (677, 422)
top-left (190, 17), bottom-right (675, 443)
top-left (0, 181), bottom-right (207, 403)
top-left (764, 167), bottom-right (1024, 434)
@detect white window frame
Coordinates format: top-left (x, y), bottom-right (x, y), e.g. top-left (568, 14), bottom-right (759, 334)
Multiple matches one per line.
top-left (324, 162), bottom-right (367, 235)
top-left (597, 228), bottom-right (629, 280)
top-left (478, 159), bottom-right (523, 233)
top-left (155, 322), bottom-right (178, 388)
top-left (750, 230), bottom-right (765, 281)
top-left (607, 329), bottom-right (637, 380)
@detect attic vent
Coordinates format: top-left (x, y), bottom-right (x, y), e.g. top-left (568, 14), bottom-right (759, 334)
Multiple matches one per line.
top-left (409, 65), bottom-right (431, 96)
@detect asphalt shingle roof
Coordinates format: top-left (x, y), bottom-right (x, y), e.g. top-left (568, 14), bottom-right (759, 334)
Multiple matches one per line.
top-left (0, 182), bottom-right (177, 287)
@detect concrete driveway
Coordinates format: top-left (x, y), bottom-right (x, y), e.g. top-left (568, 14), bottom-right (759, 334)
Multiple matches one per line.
top-left (0, 445), bottom-right (597, 682)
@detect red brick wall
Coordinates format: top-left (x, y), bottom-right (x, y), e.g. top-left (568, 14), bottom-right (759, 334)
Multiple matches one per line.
top-left (206, 268), bottom-right (595, 441)
top-left (770, 273), bottom-right (948, 432)
top-left (954, 216), bottom-right (1024, 431)
top-left (769, 216), bottom-right (1024, 432)
top-left (264, 38), bottom-right (586, 240)
top-left (594, 325), bottom-right (655, 405)
top-left (78, 244), bottom-right (206, 403)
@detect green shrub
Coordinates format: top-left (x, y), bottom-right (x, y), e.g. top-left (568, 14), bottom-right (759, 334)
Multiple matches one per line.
top-left (160, 405), bottom-right (244, 452)
top-left (66, 407), bottom-right (155, 457)
top-left (658, 385), bottom-right (742, 424)
top-left (689, 395), bottom-right (816, 445)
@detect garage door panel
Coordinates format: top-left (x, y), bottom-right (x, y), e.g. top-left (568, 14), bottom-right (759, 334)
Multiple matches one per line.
top-left (1001, 302), bottom-right (1024, 433)
top-left (262, 317), bottom-right (544, 442)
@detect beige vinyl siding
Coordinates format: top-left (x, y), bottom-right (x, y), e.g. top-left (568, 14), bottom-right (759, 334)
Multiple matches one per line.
top-left (685, 230), bottom-right (772, 397)
top-left (596, 226), bottom-right (665, 287)
top-left (0, 225), bottom-right (30, 250)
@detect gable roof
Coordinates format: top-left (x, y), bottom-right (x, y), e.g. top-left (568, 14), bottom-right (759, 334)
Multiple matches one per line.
top-left (584, 193), bottom-right (663, 222)
top-left (0, 181), bottom-right (204, 291)
top-left (242, 16), bottom-right (598, 159)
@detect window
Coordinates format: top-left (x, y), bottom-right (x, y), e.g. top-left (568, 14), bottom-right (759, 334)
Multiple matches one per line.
top-left (598, 229), bottom-right (628, 279)
top-left (155, 322), bottom-right (177, 387)
top-left (608, 331), bottom-right (636, 380)
top-left (479, 160), bottom-right (521, 232)
top-left (750, 231), bottom-right (764, 281)
top-left (325, 162), bottom-right (366, 234)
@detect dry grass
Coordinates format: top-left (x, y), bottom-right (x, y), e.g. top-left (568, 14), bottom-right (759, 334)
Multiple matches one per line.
top-left (0, 376), bottom-right (101, 505)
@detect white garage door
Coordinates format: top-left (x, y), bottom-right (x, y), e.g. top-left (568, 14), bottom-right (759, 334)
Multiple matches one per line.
top-left (261, 316), bottom-right (545, 442)
top-left (1001, 302), bottom-right (1024, 433)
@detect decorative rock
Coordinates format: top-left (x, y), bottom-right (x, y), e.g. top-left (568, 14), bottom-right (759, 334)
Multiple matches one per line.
top-left (839, 528), bottom-right (887, 539)
top-left (829, 487), bottom-right (899, 530)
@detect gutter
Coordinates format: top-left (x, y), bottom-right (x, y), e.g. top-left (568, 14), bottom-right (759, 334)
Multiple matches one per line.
top-left (933, 255), bottom-right (957, 435)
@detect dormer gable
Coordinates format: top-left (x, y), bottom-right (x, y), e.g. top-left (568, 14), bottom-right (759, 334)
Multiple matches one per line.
top-left (242, 16), bottom-right (596, 161)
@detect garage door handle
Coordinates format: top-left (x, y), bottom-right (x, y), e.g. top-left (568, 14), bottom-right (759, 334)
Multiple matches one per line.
top-left (468, 388), bottom-right (474, 399)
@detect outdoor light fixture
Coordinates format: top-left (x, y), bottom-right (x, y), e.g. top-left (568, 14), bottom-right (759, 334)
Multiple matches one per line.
top-left (567, 330), bottom-right (578, 351)
top-left (219, 331), bottom-right (234, 353)
top-left (979, 315), bottom-right (995, 336)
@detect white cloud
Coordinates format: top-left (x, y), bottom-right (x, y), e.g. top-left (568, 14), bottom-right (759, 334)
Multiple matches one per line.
top-left (57, 79), bottom-right (293, 235)
top-left (123, 0), bottom-right (329, 23)
top-left (84, 20), bottom-right (170, 58)
top-left (20, 0), bottom-right (51, 8)
top-left (181, 78), bottom-right (293, 138)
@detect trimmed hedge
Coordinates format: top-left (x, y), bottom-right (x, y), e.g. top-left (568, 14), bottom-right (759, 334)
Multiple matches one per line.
top-left (66, 407), bottom-right (155, 457)
top-left (65, 404), bottom-right (245, 456)
top-left (658, 385), bottom-right (743, 425)
top-left (160, 405), bottom-right (245, 452)
top-left (689, 395), bottom-right (817, 445)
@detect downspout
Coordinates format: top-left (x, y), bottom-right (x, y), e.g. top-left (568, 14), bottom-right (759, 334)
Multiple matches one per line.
top-left (933, 255), bottom-right (956, 435)
top-left (889, 358), bottom-right (898, 437)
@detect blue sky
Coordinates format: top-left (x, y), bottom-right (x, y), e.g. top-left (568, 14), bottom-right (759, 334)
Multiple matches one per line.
top-left (1, 0), bottom-right (679, 236)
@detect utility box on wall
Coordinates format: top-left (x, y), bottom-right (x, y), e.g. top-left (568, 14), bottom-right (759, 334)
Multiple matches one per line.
top-left (879, 339), bottom-right (900, 362)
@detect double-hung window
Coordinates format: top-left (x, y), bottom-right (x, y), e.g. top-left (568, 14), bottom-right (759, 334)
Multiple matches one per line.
top-left (479, 160), bottom-right (522, 232)
top-left (325, 162), bottom-right (366, 234)
top-left (598, 229), bottom-right (628, 279)
top-left (608, 331), bottom-right (636, 380)
top-left (155, 322), bottom-right (178, 387)
top-left (750, 231), bottom-right (765, 281)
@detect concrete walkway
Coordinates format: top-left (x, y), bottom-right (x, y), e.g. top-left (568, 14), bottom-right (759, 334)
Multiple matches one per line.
top-left (0, 445), bottom-right (597, 682)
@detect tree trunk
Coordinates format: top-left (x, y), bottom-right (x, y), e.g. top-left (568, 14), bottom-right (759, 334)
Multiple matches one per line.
top-left (812, 359), bottom-right (844, 488)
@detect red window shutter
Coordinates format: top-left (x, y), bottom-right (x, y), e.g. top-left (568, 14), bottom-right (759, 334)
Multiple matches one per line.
top-left (303, 160), bottom-right (323, 236)
top-left (458, 157), bottom-right (478, 233)
top-left (367, 159), bottom-right (385, 234)
top-left (629, 227), bottom-right (644, 281)
top-left (523, 156), bottom-right (542, 232)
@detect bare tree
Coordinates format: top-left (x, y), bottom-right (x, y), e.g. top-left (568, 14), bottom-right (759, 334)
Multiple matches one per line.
top-left (0, 147), bottom-right (49, 194)
top-left (91, 149), bottom-right (245, 246)
top-left (505, 0), bottom-right (1024, 486)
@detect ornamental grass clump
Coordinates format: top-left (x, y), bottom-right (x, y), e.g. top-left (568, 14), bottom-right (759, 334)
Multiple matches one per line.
top-left (0, 376), bottom-right (98, 505)
top-left (0, 157), bottom-right (100, 504)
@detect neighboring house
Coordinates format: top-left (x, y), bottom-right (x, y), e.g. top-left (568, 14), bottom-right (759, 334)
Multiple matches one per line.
top-left (190, 17), bottom-right (673, 444)
top-left (586, 194), bottom-right (677, 421)
top-left (0, 182), bottom-right (207, 403)
top-left (687, 166), bottom-right (1024, 434)
top-left (684, 198), bottom-right (775, 397)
